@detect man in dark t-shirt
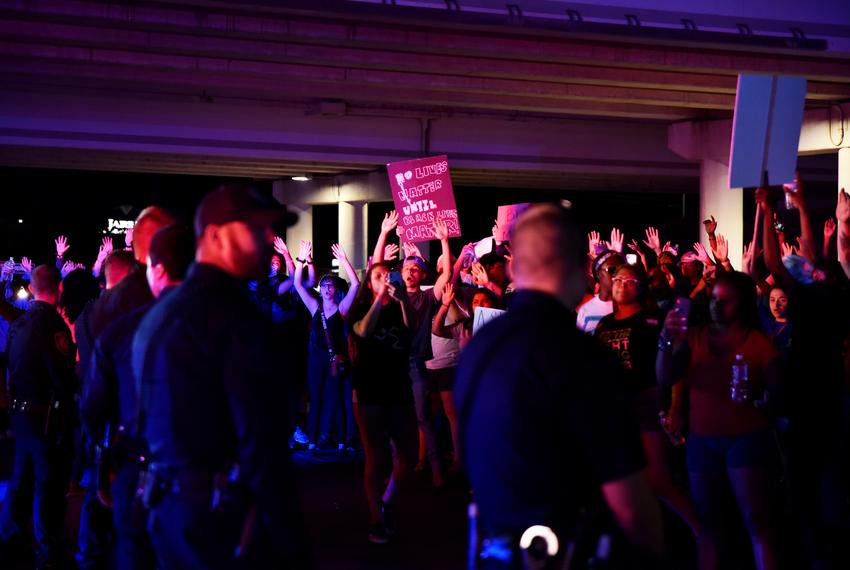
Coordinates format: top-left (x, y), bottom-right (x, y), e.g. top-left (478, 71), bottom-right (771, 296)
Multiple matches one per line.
top-left (456, 204), bottom-right (663, 569)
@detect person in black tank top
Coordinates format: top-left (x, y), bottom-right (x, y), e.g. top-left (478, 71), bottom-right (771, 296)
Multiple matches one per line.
top-left (293, 242), bottom-right (360, 452)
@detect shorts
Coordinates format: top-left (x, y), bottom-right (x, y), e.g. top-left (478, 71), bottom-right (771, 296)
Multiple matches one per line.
top-left (426, 367), bottom-right (456, 392)
top-left (686, 430), bottom-right (779, 472)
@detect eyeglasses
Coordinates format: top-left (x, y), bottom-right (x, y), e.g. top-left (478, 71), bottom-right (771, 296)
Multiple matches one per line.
top-left (612, 277), bottom-right (640, 286)
top-left (319, 282), bottom-right (334, 289)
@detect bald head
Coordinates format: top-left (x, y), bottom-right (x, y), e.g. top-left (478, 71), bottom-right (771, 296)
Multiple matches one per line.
top-left (133, 206), bottom-right (177, 264)
top-left (511, 203), bottom-right (586, 308)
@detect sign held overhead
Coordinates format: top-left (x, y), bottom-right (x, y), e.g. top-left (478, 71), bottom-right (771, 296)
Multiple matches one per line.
top-left (387, 155), bottom-right (462, 243)
top-left (729, 74), bottom-right (807, 189)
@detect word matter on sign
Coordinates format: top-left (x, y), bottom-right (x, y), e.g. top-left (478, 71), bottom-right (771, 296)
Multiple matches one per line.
top-left (387, 155), bottom-right (462, 243)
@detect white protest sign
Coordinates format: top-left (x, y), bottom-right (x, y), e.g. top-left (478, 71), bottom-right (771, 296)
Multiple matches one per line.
top-left (473, 237), bottom-right (494, 259)
top-left (473, 306), bottom-right (506, 335)
top-left (729, 74), bottom-right (807, 188)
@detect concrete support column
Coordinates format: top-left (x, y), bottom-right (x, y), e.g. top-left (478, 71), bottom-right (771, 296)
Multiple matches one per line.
top-left (338, 201), bottom-right (368, 271)
top-left (285, 204), bottom-right (313, 253)
top-left (839, 147), bottom-right (850, 193)
top-left (700, 159), bottom-right (744, 269)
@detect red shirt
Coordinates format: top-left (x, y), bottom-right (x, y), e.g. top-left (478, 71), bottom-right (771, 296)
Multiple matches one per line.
top-left (684, 327), bottom-right (777, 437)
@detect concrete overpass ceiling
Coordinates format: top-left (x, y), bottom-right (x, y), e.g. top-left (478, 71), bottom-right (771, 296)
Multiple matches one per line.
top-left (0, 0), bottom-right (848, 187)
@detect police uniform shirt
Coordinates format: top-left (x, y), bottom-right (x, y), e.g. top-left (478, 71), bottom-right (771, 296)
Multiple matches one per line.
top-left (6, 300), bottom-right (76, 405)
top-left (132, 263), bottom-right (302, 552)
top-left (454, 290), bottom-right (645, 536)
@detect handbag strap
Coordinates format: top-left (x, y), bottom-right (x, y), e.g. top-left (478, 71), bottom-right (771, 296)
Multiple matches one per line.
top-left (318, 305), bottom-right (336, 359)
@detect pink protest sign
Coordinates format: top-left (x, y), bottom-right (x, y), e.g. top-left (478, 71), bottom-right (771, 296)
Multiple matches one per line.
top-left (387, 155), bottom-right (461, 243)
top-left (495, 203), bottom-right (532, 242)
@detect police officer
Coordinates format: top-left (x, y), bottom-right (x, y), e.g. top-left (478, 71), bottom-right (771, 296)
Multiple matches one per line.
top-left (0, 264), bottom-right (77, 569)
top-left (132, 183), bottom-right (312, 569)
top-left (81, 224), bottom-right (195, 570)
top-left (455, 204), bottom-right (665, 569)
top-left (75, 206), bottom-right (176, 570)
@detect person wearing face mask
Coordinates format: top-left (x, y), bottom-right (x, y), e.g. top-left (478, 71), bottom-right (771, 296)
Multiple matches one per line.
top-left (132, 183), bottom-right (312, 569)
top-left (292, 242), bottom-right (359, 453)
top-left (657, 271), bottom-right (781, 570)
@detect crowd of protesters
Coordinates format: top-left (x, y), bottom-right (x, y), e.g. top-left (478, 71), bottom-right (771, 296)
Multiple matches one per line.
top-left (0, 175), bottom-right (849, 569)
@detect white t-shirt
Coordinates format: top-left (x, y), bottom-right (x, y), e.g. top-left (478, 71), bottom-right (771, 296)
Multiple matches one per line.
top-left (425, 333), bottom-right (460, 370)
top-left (576, 295), bottom-right (613, 334)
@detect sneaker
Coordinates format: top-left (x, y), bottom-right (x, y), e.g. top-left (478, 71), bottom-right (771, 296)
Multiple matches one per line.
top-left (368, 523), bottom-right (390, 545)
top-left (293, 426), bottom-right (310, 445)
top-left (381, 501), bottom-right (398, 538)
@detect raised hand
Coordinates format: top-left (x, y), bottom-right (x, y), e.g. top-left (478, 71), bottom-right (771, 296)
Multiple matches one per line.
top-left (403, 241), bottom-right (422, 259)
top-left (442, 283), bottom-right (455, 307)
top-left (755, 187), bottom-right (771, 211)
top-left (837, 188), bottom-right (850, 224)
top-left (587, 231), bottom-right (601, 257)
top-left (742, 243), bottom-right (760, 273)
top-left (20, 256), bottom-right (33, 276)
top-left (781, 241), bottom-right (795, 258)
top-left (824, 218), bottom-right (837, 242)
top-left (273, 236), bottom-right (291, 258)
top-left (608, 228), bottom-right (624, 254)
top-left (433, 218), bottom-right (449, 241)
top-left (55, 235), bottom-right (70, 258)
top-left (712, 234), bottom-right (729, 263)
top-left (703, 215), bottom-right (717, 236)
top-left (627, 239), bottom-right (642, 253)
top-left (1, 260), bottom-right (14, 282)
top-left (97, 236), bottom-right (113, 260)
top-left (61, 260), bottom-right (75, 277)
top-left (643, 227), bottom-right (661, 253)
top-left (471, 262), bottom-right (489, 286)
top-left (124, 227), bottom-right (134, 249)
top-left (693, 242), bottom-right (712, 265)
top-left (331, 243), bottom-right (348, 262)
top-left (662, 242), bottom-right (679, 257)
top-left (297, 240), bottom-right (312, 262)
top-left (381, 211), bottom-right (400, 234)
top-left (384, 243), bottom-right (399, 261)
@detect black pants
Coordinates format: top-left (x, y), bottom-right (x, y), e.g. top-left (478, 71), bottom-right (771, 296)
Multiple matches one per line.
top-left (112, 463), bottom-right (155, 570)
top-left (0, 413), bottom-right (73, 566)
top-left (307, 354), bottom-right (354, 443)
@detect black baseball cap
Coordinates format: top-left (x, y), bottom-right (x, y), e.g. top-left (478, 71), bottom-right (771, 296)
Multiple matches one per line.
top-left (193, 183), bottom-right (297, 237)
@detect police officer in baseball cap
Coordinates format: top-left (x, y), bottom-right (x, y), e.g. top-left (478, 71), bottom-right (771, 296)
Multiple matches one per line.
top-left (132, 183), bottom-right (312, 568)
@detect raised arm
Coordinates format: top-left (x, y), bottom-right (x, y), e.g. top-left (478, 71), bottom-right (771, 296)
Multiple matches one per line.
top-left (431, 218), bottom-right (452, 302)
top-left (823, 218), bottom-right (837, 262)
top-left (92, 236), bottom-right (113, 278)
top-left (353, 278), bottom-right (388, 338)
top-left (756, 188), bottom-right (796, 290)
top-left (710, 233), bottom-right (733, 274)
top-left (372, 211), bottom-right (399, 264)
top-left (331, 243), bottom-right (360, 317)
top-left (703, 215), bottom-right (718, 254)
top-left (432, 283), bottom-right (456, 338)
top-left (54, 235), bottom-right (70, 271)
top-left (292, 241), bottom-right (319, 315)
top-left (787, 171), bottom-right (817, 261)
top-left (837, 188), bottom-right (850, 280)
top-left (273, 237), bottom-right (296, 295)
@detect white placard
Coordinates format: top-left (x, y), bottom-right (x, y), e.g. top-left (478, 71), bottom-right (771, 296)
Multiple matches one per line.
top-left (729, 74), bottom-right (807, 188)
top-left (473, 306), bottom-right (506, 335)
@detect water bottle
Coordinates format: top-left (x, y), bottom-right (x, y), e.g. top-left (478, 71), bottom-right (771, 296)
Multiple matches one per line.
top-left (731, 354), bottom-right (749, 403)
